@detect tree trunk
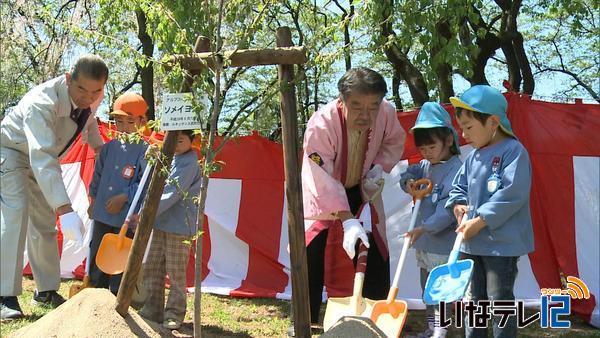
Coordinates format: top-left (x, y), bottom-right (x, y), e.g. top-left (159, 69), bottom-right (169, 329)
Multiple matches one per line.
top-left (471, 32), bottom-right (500, 85)
top-left (392, 71), bottom-right (403, 111)
top-left (136, 9), bottom-right (155, 120)
top-left (512, 32), bottom-right (534, 94)
top-left (501, 40), bottom-right (522, 92)
top-left (379, 0), bottom-right (429, 106)
top-left (342, 3), bottom-right (354, 70)
top-left (432, 20), bottom-right (454, 103)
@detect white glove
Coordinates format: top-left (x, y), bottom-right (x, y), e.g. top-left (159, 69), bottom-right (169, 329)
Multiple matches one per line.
top-left (59, 211), bottom-right (85, 244)
top-left (364, 164), bottom-right (383, 190)
top-left (342, 218), bottom-right (370, 259)
top-left (366, 164), bottom-right (383, 181)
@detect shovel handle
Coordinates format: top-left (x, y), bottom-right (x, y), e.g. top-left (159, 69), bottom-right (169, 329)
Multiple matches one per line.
top-left (349, 242), bottom-right (369, 315)
top-left (124, 164), bottom-right (153, 223)
top-left (449, 215), bottom-right (469, 263)
top-left (389, 186), bottom-right (430, 289)
top-left (386, 286), bottom-right (399, 304)
top-left (356, 241), bottom-right (369, 274)
top-left (116, 220), bottom-right (129, 251)
top-left (448, 216), bottom-right (469, 277)
top-left (447, 234), bottom-right (463, 267)
top-left (408, 178), bottom-right (433, 200)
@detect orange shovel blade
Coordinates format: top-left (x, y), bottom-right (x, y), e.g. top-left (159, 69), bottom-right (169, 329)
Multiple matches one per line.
top-left (370, 299), bottom-right (408, 338)
top-left (95, 233), bottom-right (133, 275)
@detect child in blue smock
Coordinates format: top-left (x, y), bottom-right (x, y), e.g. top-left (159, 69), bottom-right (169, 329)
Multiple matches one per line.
top-left (399, 102), bottom-right (462, 338)
top-left (446, 85), bottom-right (534, 338)
top-left (140, 130), bottom-right (202, 330)
top-left (88, 92), bottom-right (149, 294)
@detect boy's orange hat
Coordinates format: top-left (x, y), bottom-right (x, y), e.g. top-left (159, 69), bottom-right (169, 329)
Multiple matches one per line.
top-left (110, 93), bottom-right (148, 117)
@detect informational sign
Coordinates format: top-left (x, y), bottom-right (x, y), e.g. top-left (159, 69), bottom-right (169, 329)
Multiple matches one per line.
top-left (159, 93), bottom-right (205, 131)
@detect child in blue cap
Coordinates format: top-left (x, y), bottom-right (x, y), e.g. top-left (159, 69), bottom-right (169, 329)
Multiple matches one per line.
top-left (400, 102), bottom-right (462, 338)
top-left (446, 85), bottom-right (534, 338)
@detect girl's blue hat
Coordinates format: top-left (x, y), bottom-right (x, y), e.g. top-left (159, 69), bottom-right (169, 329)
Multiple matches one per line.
top-left (411, 102), bottom-right (461, 155)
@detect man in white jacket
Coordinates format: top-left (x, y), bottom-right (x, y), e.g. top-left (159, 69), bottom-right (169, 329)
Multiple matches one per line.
top-left (0, 54), bottom-right (108, 319)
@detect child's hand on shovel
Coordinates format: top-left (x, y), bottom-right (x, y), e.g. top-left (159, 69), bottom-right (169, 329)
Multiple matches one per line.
top-left (452, 204), bottom-right (469, 224)
top-left (456, 216), bottom-right (487, 240)
top-left (129, 214), bottom-right (141, 232)
top-left (404, 227), bottom-right (425, 247)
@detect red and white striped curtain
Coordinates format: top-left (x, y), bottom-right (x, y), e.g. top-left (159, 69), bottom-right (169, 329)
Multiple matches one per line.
top-left (25, 93), bottom-right (598, 327)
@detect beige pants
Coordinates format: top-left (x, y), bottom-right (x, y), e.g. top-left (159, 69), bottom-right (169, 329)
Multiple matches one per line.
top-left (1, 147), bottom-right (60, 296)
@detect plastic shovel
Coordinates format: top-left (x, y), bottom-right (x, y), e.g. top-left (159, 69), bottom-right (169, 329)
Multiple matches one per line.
top-left (370, 178), bottom-right (433, 338)
top-left (323, 241), bottom-right (376, 331)
top-left (96, 164), bottom-right (152, 275)
top-left (423, 215), bottom-right (474, 305)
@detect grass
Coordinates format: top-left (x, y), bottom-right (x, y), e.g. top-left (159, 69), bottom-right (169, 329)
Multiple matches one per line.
top-left (2, 277), bottom-right (599, 337)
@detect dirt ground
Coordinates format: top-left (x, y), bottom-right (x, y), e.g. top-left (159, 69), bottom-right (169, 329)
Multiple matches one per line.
top-left (3, 278), bottom-right (599, 337)
top-left (7, 288), bottom-right (162, 338)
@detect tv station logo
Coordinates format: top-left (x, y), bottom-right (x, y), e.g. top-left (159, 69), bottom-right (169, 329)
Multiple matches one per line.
top-left (439, 275), bottom-right (591, 329)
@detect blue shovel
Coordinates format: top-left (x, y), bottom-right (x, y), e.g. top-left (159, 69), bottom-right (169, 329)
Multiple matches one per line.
top-left (423, 215), bottom-right (474, 305)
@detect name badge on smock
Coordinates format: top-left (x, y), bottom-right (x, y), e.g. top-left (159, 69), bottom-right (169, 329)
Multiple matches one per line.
top-left (487, 157), bottom-right (502, 194)
top-left (431, 184), bottom-right (442, 203)
top-left (122, 164), bottom-right (135, 180)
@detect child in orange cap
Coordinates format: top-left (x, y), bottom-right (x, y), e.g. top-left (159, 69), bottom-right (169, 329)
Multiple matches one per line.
top-left (87, 92), bottom-right (149, 294)
top-left (110, 92), bottom-right (149, 134)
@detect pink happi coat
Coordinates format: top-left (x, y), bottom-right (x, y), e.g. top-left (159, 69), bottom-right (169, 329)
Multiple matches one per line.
top-left (302, 98), bottom-right (405, 259)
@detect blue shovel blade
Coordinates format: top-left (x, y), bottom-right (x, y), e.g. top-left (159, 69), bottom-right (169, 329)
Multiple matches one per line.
top-left (423, 259), bottom-right (474, 305)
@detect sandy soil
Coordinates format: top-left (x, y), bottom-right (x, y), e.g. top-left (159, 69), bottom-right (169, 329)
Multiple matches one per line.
top-left (8, 288), bottom-right (160, 338)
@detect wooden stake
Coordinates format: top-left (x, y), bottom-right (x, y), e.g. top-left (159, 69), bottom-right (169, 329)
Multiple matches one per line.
top-left (115, 36), bottom-right (207, 317)
top-left (276, 26), bottom-right (311, 338)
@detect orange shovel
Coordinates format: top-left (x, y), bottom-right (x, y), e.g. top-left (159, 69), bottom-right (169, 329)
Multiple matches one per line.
top-left (370, 178), bottom-right (432, 338)
top-left (96, 164), bottom-right (152, 275)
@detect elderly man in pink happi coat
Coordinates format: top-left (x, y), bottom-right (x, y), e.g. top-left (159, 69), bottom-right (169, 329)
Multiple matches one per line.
top-left (295, 67), bottom-right (405, 333)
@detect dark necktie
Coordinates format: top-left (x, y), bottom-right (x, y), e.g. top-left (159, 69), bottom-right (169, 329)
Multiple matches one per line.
top-left (59, 107), bottom-right (92, 156)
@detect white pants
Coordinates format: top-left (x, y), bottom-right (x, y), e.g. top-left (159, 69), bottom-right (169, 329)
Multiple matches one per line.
top-left (1, 147), bottom-right (60, 296)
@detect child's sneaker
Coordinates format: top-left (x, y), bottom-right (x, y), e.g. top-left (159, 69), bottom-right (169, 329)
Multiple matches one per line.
top-left (163, 318), bottom-right (181, 330)
top-left (431, 327), bottom-right (448, 338)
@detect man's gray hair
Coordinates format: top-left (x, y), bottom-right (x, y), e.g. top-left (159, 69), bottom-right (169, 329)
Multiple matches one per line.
top-left (71, 54), bottom-right (109, 82)
top-left (337, 67), bottom-right (387, 101)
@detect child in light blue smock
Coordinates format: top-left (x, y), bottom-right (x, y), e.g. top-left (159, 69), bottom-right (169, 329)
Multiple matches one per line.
top-left (140, 130), bottom-right (202, 330)
top-left (399, 102), bottom-right (462, 338)
top-left (446, 85), bottom-right (534, 338)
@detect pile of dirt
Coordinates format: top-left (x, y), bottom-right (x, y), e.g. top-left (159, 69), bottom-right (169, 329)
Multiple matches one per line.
top-left (9, 288), bottom-right (159, 338)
